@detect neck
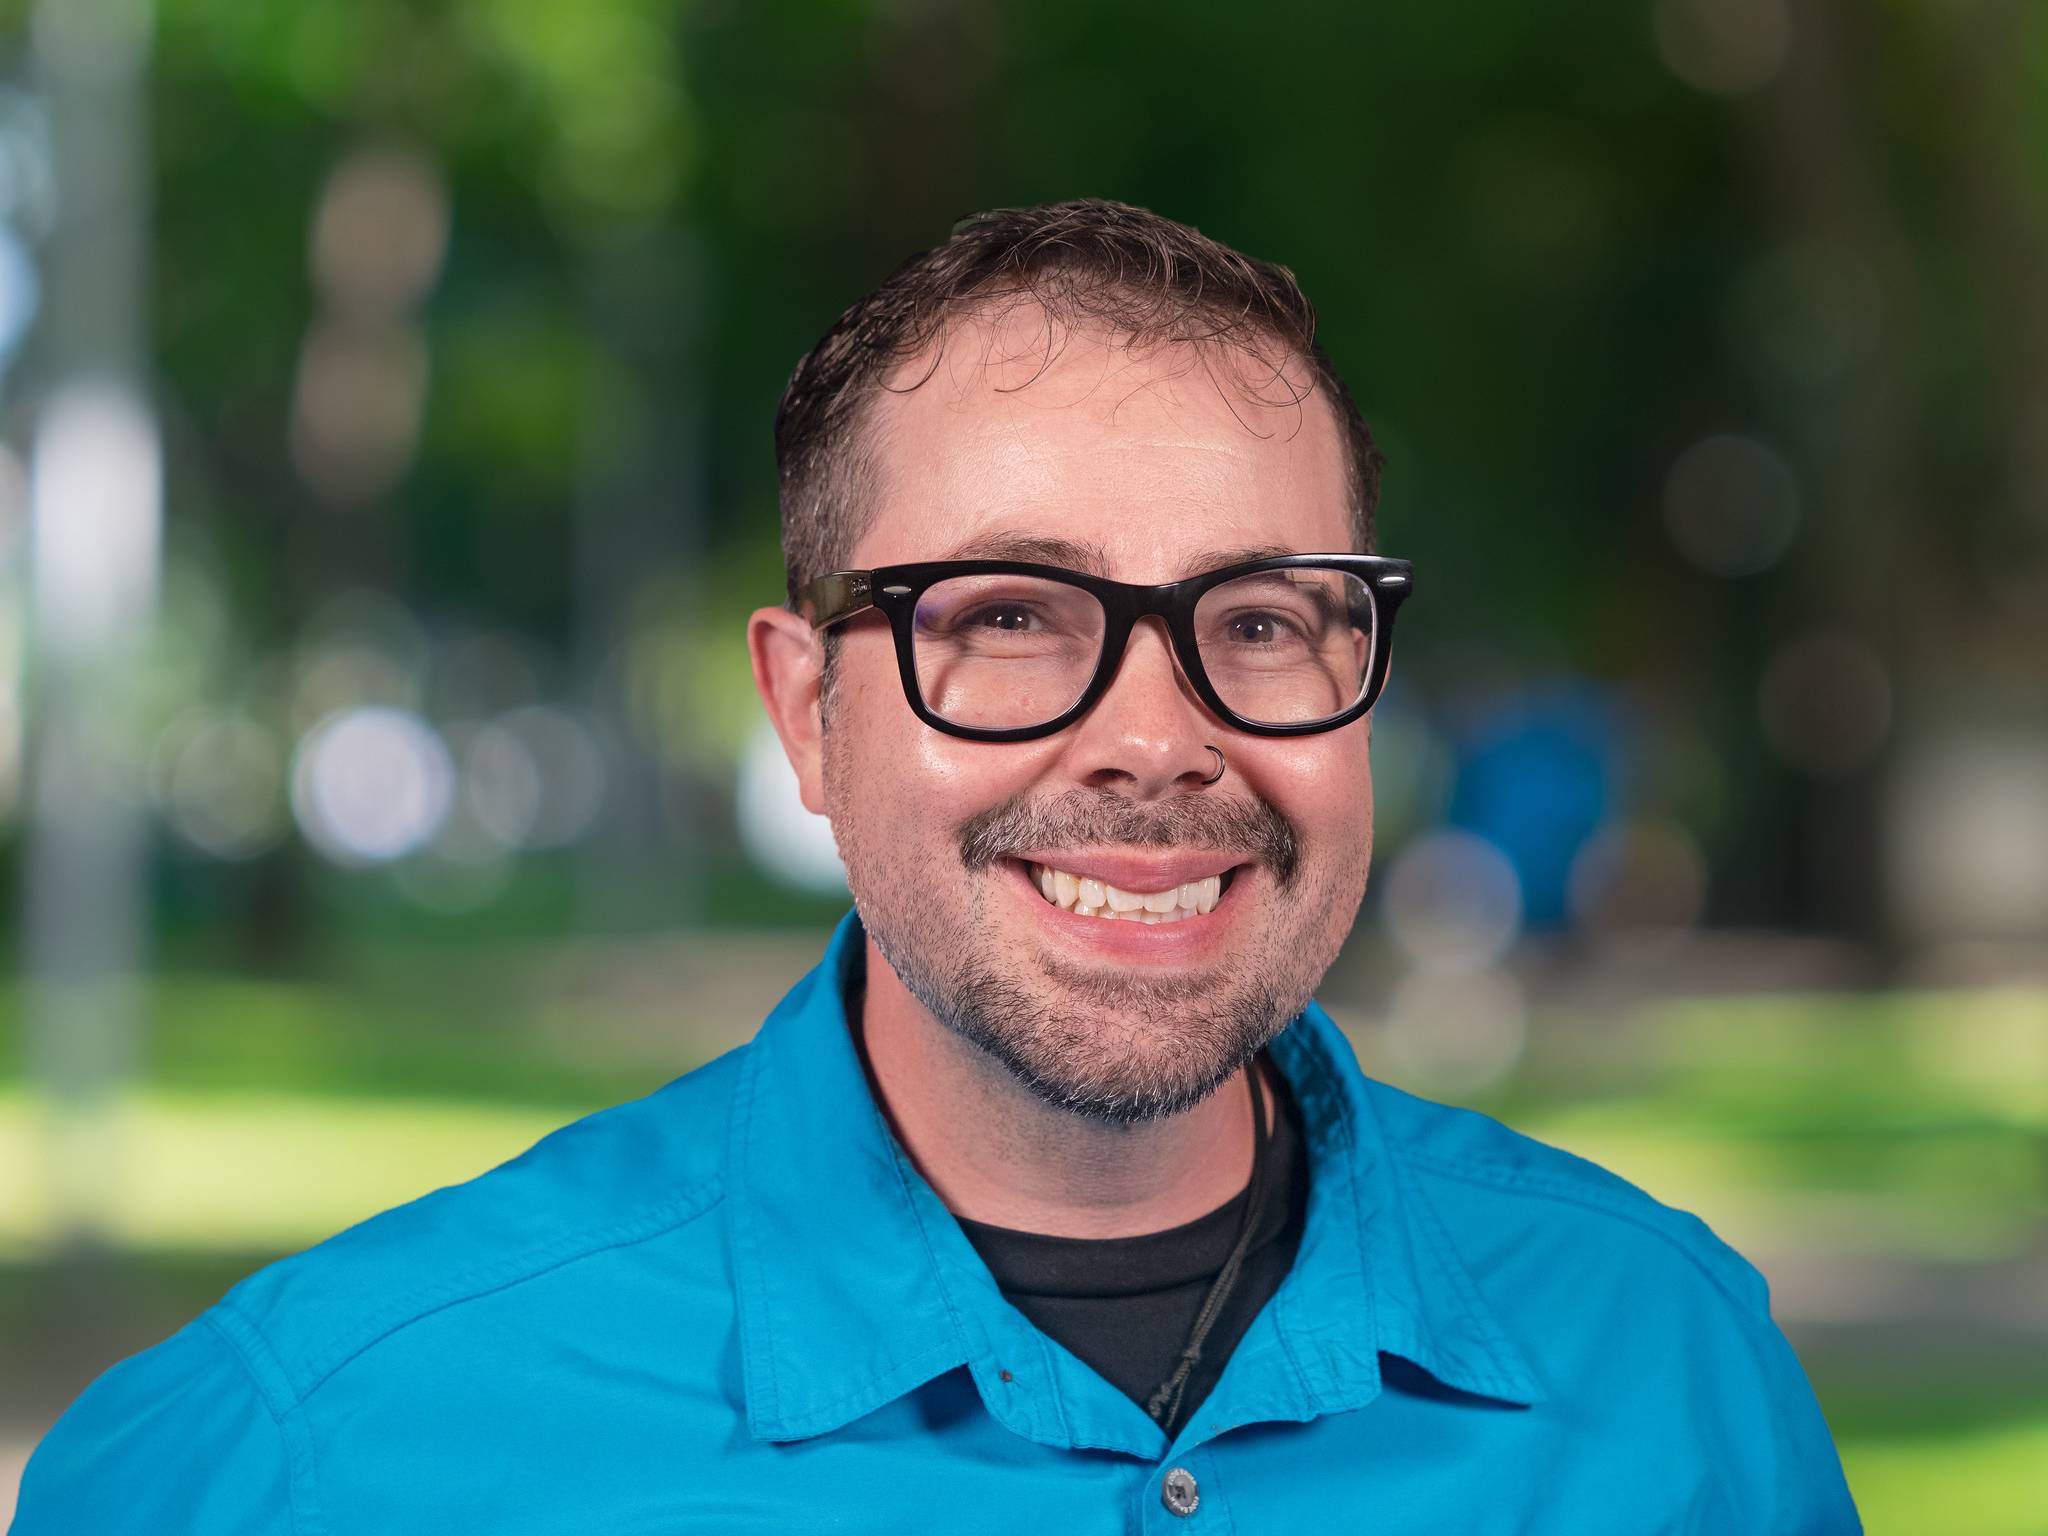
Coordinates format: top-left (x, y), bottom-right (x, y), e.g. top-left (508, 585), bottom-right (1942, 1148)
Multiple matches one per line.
top-left (853, 935), bottom-right (1265, 1238)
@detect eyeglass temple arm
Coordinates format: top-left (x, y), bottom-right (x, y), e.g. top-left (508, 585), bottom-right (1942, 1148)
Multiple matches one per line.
top-left (797, 571), bottom-right (875, 630)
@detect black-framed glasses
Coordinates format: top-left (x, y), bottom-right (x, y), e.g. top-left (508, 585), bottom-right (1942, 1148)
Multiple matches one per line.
top-left (798, 553), bottom-right (1413, 742)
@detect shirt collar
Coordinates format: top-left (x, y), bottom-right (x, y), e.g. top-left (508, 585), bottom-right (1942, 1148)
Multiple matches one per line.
top-left (729, 908), bottom-right (1542, 1452)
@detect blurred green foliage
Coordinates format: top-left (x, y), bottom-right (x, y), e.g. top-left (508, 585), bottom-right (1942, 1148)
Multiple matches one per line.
top-left (2, 0), bottom-right (2027, 940)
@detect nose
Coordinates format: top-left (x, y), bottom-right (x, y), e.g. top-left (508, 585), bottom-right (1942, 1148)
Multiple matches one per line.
top-left (1062, 616), bottom-right (1223, 797)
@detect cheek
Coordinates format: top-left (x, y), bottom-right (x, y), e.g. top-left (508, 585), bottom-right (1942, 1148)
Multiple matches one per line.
top-left (1255, 735), bottom-right (1373, 834)
top-left (823, 677), bottom-right (1058, 850)
top-left (900, 734), bottom-right (1067, 840)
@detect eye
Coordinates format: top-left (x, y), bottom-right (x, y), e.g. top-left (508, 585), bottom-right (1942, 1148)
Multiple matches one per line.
top-left (1226, 611), bottom-right (1296, 644)
top-left (968, 604), bottom-right (1038, 631)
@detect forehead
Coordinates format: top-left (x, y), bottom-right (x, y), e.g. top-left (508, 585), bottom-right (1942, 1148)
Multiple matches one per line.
top-left (854, 311), bottom-right (1355, 581)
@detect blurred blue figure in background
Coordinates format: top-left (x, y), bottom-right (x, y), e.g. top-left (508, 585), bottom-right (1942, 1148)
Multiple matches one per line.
top-left (1447, 682), bottom-right (1615, 928)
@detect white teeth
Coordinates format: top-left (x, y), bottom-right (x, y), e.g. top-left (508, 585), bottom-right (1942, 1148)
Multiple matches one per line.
top-left (1026, 863), bottom-right (1226, 923)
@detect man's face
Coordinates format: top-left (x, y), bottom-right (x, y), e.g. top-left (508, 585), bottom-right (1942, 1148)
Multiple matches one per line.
top-left (820, 316), bottom-right (1374, 1124)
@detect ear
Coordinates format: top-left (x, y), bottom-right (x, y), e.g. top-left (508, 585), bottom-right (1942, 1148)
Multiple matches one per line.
top-left (747, 606), bottom-right (828, 816)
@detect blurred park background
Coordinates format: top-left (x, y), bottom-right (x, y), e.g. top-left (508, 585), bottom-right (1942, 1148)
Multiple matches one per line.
top-left (1, 0), bottom-right (2046, 1527)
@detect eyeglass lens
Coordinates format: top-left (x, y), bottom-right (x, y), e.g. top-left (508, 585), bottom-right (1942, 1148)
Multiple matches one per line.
top-left (909, 568), bottom-right (1377, 731)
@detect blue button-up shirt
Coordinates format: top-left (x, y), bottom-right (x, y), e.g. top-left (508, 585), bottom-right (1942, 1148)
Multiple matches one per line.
top-left (14, 909), bottom-right (1861, 1533)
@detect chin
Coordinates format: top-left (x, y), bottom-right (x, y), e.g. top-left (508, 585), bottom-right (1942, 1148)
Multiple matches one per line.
top-left (934, 962), bottom-right (1287, 1126)
top-left (993, 1048), bottom-right (1252, 1128)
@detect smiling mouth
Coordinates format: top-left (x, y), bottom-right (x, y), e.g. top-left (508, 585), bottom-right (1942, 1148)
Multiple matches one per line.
top-left (1019, 860), bottom-right (1241, 924)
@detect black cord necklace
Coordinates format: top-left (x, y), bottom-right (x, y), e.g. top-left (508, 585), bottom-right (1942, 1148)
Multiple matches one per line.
top-left (1143, 1058), bottom-right (1270, 1434)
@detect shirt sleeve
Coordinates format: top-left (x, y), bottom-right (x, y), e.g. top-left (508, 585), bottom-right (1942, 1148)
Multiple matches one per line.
top-left (1752, 1313), bottom-right (1864, 1536)
top-left (11, 1315), bottom-right (299, 1535)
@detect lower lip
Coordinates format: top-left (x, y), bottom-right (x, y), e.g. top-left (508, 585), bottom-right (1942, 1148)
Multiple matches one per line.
top-left (1005, 859), bottom-right (1249, 961)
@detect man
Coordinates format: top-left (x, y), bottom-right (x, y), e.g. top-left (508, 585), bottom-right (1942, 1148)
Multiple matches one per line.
top-left (13, 200), bottom-right (1861, 1532)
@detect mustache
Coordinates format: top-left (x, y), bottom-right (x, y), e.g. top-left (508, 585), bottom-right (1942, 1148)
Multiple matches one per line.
top-left (957, 787), bottom-right (1301, 888)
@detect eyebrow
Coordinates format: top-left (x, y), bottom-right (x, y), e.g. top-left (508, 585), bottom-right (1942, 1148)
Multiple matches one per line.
top-left (937, 531), bottom-right (1114, 572)
top-left (933, 532), bottom-right (1301, 581)
top-left (1196, 543), bottom-right (1297, 576)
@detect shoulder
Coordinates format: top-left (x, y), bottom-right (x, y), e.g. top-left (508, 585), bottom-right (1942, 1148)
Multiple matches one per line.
top-left (11, 1315), bottom-right (299, 1534)
top-left (213, 1044), bottom-right (749, 1413)
top-left (1363, 1074), bottom-right (1771, 1315)
top-left (1359, 1077), bottom-right (1861, 1531)
top-left (14, 1050), bottom-right (752, 1531)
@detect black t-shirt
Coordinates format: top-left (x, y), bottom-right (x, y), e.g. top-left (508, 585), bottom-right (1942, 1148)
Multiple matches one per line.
top-left (954, 1059), bottom-right (1308, 1438)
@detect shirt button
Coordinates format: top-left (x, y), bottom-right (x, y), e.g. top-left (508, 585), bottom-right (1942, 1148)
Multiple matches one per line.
top-left (1161, 1466), bottom-right (1200, 1517)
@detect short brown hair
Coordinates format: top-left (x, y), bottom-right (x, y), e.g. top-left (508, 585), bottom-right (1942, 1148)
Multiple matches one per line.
top-left (773, 198), bottom-right (1383, 610)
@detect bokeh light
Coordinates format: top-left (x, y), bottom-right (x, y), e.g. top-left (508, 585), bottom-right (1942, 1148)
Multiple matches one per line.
top-left (1568, 816), bottom-right (1710, 944)
top-left (736, 719), bottom-right (845, 894)
top-left (1364, 685), bottom-right (1452, 849)
top-left (152, 708), bottom-right (288, 861)
top-left (1651, 0), bottom-right (1792, 96)
top-left (290, 706), bottom-right (454, 867)
top-left (465, 705), bottom-right (606, 850)
top-left (1377, 969), bottom-right (1529, 1096)
top-left (1759, 630), bottom-right (1891, 776)
top-left (1382, 829), bottom-right (1524, 973)
top-left (289, 590), bottom-right (429, 728)
top-left (1726, 241), bottom-right (1885, 393)
top-left (392, 783), bottom-right (514, 914)
top-left (310, 144), bottom-right (448, 319)
top-left (289, 320), bottom-right (431, 504)
top-left (1662, 433), bottom-right (1801, 578)
top-left (1888, 732), bottom-right (2048, 943)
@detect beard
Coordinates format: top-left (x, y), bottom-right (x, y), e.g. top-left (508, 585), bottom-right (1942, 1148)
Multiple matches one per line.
top-left (825, 753), bottom-right (1362, 1126)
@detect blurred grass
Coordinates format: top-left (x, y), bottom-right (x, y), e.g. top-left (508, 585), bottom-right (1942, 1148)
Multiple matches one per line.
top-left (1838, 1415), bottom-right (2048, 1536)
top-left (3, 972), bottom-right (2046, 1532)
top-left (1515, 1097), bottom-right (2045, 1261)
top-left (1486, 987), bottom-right (2048, 1263)
top-left (0, 1089), bottom-right (575, 1254)
top-left (0, 972), bottom-right (668, 1110)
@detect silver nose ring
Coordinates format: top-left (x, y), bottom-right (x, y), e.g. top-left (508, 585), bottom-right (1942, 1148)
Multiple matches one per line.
top-left (1200, 745), bottom-right (1226, 785)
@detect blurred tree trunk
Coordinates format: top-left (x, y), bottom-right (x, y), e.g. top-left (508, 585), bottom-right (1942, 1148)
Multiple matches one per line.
top-left (1736, 0), bottom-right (1922, 959)
top-left (1742, 0), bottom-right (2048, 959)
